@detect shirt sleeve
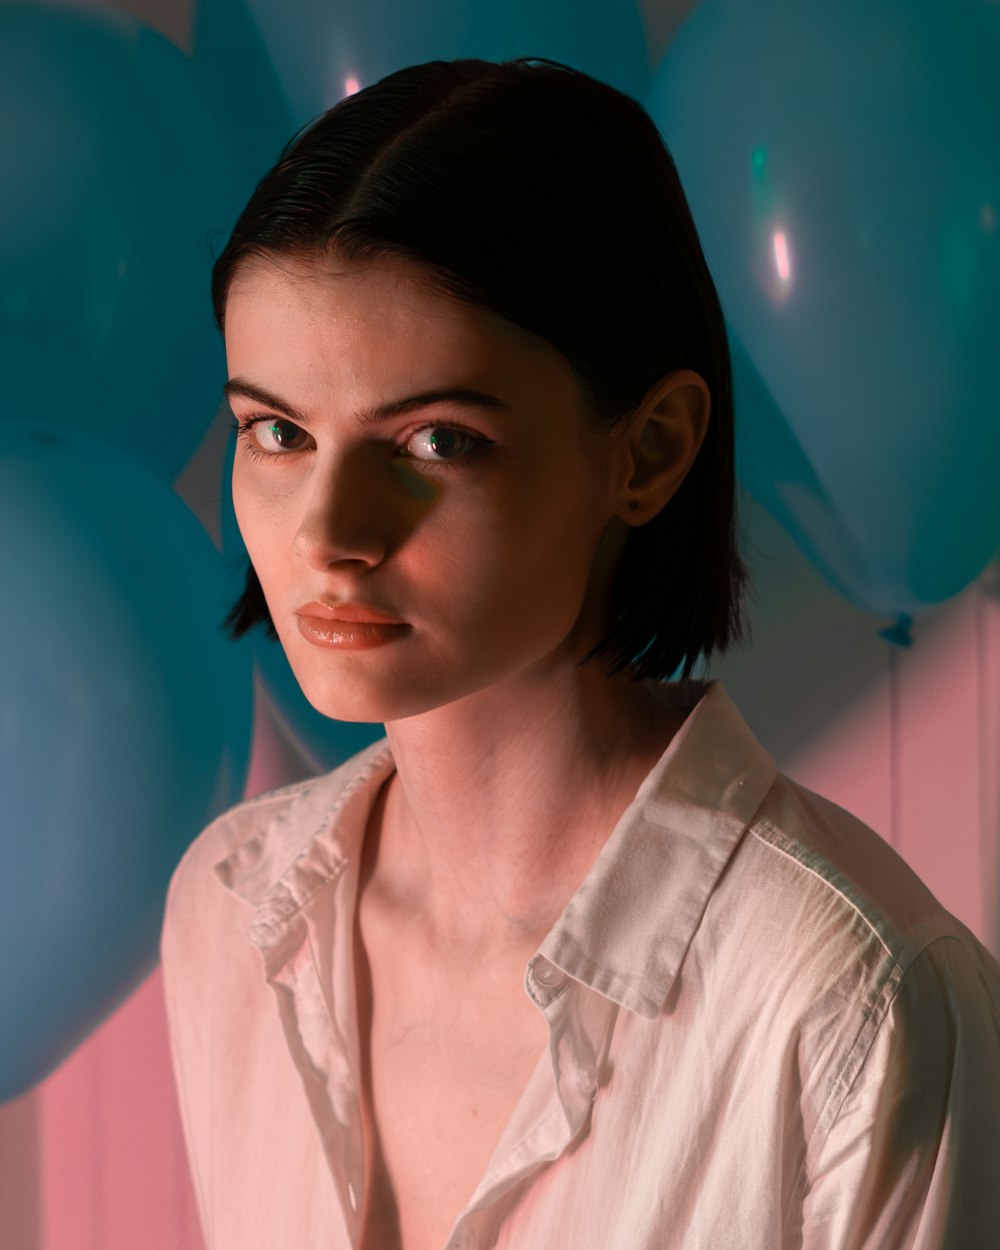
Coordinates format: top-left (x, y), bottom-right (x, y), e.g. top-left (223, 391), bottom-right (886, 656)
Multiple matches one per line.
top-left (802, 932), bottom-right (1000, 1250)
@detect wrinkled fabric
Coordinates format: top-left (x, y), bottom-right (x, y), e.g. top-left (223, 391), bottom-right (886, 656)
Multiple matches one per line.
top-left (160, 681), bottom-right (1000, 1250)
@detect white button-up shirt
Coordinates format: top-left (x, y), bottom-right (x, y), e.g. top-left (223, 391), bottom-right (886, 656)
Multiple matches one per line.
top-left (160, 681), bottom-right (1000, 1249)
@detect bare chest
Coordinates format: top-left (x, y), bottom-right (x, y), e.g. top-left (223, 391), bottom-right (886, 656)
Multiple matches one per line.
top-left (355, 941), bottom-right (548, 1250)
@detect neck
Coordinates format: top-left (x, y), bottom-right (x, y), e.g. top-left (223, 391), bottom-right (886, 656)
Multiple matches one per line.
top-left (362, 663), bottom-right (691, 955)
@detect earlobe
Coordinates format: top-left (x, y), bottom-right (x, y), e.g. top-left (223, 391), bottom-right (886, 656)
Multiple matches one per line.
top-left (617, 369), bottom-right (710, 526)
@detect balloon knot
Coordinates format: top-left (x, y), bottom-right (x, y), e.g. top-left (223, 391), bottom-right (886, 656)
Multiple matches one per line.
top-left (878, 614), bottom-right (913, 647)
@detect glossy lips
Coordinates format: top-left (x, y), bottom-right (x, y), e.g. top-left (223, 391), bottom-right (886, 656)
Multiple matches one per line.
top-left (294, 600), bottom-right (409, 650)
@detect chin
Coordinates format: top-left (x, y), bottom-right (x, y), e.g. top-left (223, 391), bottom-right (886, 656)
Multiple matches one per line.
top-left (295, 677), bottom-right (392, 725)
top-left (291, 666), bottom-right (426, 724)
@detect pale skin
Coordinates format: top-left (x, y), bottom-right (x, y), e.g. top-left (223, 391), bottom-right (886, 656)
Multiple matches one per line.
top-left (224, 253), bottom-right (710, 1250)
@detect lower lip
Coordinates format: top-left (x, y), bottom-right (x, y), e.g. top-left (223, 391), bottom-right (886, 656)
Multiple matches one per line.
top-left (295, 615), bottom-right (410, 650)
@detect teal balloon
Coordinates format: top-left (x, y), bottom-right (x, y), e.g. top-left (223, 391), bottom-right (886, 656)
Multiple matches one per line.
top-left (240, 0), bottom-right (650, 128)
top-left (192, 0), bottom-right (292, 209)
top-left (649, 0), bottom-right (1000, 615)
top-left (220, 435), bottom-right (384, 771)
top-left (0, 2), bottom-right (246, 478)
top-left (0, 426), bottom-right (253, 1099)
top-left (730, 329), bottom-right (874, 609)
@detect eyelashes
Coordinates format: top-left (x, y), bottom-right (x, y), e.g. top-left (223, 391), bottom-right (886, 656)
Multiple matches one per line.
top-left (229, 414), bottom-right (494, 471)
top-left (401, 425), bottom-right (494, 470)
top-left (229, 416), bottom-right (308, 463)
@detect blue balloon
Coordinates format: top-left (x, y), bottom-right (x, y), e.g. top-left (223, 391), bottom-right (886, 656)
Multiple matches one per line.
top-left (220, 434), bottom-right (385, 772)
top-left (191, 0), bottom-right (292, 209)
top-left (238, 0), bottom-right (651, 128)
top-left (648, 0), bottom-right (1000, 615)
top-left (0, 2), bottom-right (247, 478)
top-left (0, 426), bottom-right (253, 1099)
top-left (729, 328), bottom-right (876, 607)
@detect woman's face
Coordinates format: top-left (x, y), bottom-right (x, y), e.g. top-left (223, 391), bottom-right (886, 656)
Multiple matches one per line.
top-left (224, 254), bottom-right (631, 723)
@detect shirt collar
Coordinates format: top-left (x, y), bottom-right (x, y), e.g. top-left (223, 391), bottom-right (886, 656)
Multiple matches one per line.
top-left (536, 680), bottom-right (776, 1017)
top-left (212, 682), bottom-right (776, 1015)
top-left (212, 736), bottom-right (394, 910)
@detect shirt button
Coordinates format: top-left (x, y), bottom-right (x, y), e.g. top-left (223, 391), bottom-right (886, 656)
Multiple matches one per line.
top-left (534, 957), bottom-right (567, 989)
top-left (577, 1065), bottom-right (599, 1098)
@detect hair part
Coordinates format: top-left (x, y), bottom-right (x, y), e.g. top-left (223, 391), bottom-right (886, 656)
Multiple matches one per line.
top-left (214, 56), bottom-right (748, 681)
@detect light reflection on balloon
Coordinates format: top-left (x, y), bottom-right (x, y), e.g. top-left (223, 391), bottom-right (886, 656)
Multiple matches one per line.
top-left (773, 230), bottom-right (791, 285)
top-left (240, 0), bottom-right (650, 128)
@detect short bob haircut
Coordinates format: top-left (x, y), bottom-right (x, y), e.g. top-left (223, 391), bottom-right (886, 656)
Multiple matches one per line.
top-left (212, 56), bottom-right (747, 682)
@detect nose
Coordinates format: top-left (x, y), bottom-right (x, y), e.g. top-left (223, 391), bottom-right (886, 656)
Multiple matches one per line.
top-left (292, 452), bottom-right (388, 571)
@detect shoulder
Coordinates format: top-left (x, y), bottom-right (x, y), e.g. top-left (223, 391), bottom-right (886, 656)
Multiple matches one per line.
top-left (673, 759), bottom-right (1000, 1202)
top-left (739, 772), bottom-right (965, 965)
top-left (720, 770), bottom-right (1000, 1140)
top-left (660, 682), bottom-right (989, 1013)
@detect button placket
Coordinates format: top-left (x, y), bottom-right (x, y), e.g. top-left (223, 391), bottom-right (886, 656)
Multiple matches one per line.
top-left (577, 1063), bottom-right (599, 1099)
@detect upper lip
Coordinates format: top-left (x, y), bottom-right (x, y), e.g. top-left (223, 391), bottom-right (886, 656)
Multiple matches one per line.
top-left (295, 599), bottom-right (406, 625)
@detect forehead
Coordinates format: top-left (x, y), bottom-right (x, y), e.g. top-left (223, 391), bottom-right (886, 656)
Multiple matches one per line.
top-left (224, 254), bottom-right (550, 379)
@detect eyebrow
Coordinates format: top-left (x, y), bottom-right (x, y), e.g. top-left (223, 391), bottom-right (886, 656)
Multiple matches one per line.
top-left (223, 378), bottom-right (512, 427)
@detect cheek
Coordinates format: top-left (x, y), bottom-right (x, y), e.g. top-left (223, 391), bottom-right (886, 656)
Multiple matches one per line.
top-left (231, 473), bottom-right (262, 557)
top-left (445, 473), bottom-right (607, 621)
top-left (231, 470), bottom-right (292, 574)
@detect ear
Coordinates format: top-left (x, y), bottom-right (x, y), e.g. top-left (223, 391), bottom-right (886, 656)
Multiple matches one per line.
top-left (613, 369), bottom-right (710, 526)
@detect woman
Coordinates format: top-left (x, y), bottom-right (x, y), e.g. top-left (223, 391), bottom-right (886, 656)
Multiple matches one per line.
top-left (161, 57), bottom-right (1000, 1250)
